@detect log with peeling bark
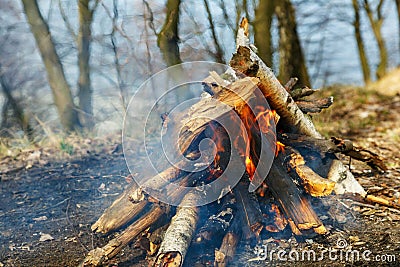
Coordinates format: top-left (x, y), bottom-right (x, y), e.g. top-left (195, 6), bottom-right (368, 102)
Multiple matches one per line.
top-left (154, 191), bottom-right (201, 267)
top-left (232, 19), bottom-right (321, 138)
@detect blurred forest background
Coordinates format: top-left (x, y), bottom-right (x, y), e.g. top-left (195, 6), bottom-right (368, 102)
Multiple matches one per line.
top-left (0, 0), bottom-right (399, 142)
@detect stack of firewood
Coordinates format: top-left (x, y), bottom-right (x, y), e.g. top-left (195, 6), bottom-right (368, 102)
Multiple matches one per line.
top-left (79, 18), bottom-right (389, 267)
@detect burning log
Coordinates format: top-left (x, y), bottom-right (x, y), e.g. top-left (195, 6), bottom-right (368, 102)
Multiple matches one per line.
top-left (266, 154), bottom-right (327, 235)
top-left (164, 76), bottom-right (259, 154)
top-left (232, 18), bottom-right (321, 138)
top-left (285, 146), bottom-right (336, 197)
top-left (233, 180), bottom-right (264, 240)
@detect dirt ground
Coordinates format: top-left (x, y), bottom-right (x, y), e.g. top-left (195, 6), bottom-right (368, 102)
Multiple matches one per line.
top-left (1, 78), bottom-right (400, 266)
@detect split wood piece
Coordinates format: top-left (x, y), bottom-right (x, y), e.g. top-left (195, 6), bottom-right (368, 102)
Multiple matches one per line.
top-left (280, 134), bottom-right (385, 170)
top-left (166, 76), bottom-right (259, 154)
top-left (296, 97), bottom-right (333, 114)
top-left (214, 213), bottom-right (241, 267)
top-left (266, 154), bottom-right (327, 235)
top-left (232, 18), bottom-right (364, 196)
top-left (233, 180), bottom-right (264, 240)
top-left (231, 18), bottom-right (321, 138)
top-left (345, 146), bottom-right (387, 171)
top-left (285, 146), bottom-right (336, 197)
top-left (340, 193), bottom-right (400, 210)
top-left (195, 193), bottom-right (237, 243)
top-left (80, 204), bottom-right (168, 267)
top-left (154, 191), bottom-right (201, 267)
top-left (91, 182), bottom-right (148, 234)
top-left (142, 168), bottom-right (211, 207)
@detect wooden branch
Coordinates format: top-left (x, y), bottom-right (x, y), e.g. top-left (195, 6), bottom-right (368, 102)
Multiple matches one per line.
top-left (154, 191), bottom-right (201, 267)
top-left (284, 77), bottom-right (298, 91)
top-left (80, 204), bottom-right (167, 267)
top-left (290, 87), bottom-right (318, 100)
top-left (279, 133), bottom-right (354, 155)
top-left (91, 154), bottom-right (198, 234)
top-left (346, 146), bottom-right (387, 171)
top-left (296, 97), bottom-right (333, 114)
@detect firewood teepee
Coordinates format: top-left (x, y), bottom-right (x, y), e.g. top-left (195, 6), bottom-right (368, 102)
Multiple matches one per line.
top-left (80, 18), bottom-right (388, 267)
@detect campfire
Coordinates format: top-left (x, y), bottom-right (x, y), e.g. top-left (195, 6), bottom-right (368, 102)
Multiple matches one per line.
top-left (80, 18), bottom-right (389, 267)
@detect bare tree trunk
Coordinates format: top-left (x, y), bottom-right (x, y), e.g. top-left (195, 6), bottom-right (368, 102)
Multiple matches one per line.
top-left (21, 0), bottom-right (80, 132)
top-left (275, 0), bottom-right (311, 87)
top-left (203, 0), bottom-right (224, 63)
top-left (77, 0), bottom-right (97, 129)
top-left (254, 0), bottom-right (275, 67)
top-left (395, 0), bottom-right (400, 62)
top-left (363, 0), bottom-right (388, 79)
top-left (352, 0), bottom-right (371, 84)
top-left (0, 73), bottom-right (33, 140)
top-left (157, 0), bottom-right (182, 66)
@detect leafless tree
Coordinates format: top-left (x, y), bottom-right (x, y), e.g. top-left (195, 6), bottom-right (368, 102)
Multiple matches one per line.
top-left (363, 0), bottom-right (388, 79)
top-left (352, 0), bottom-right (372, 83)
top-left (22, 0), bottom-right (81, 132)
